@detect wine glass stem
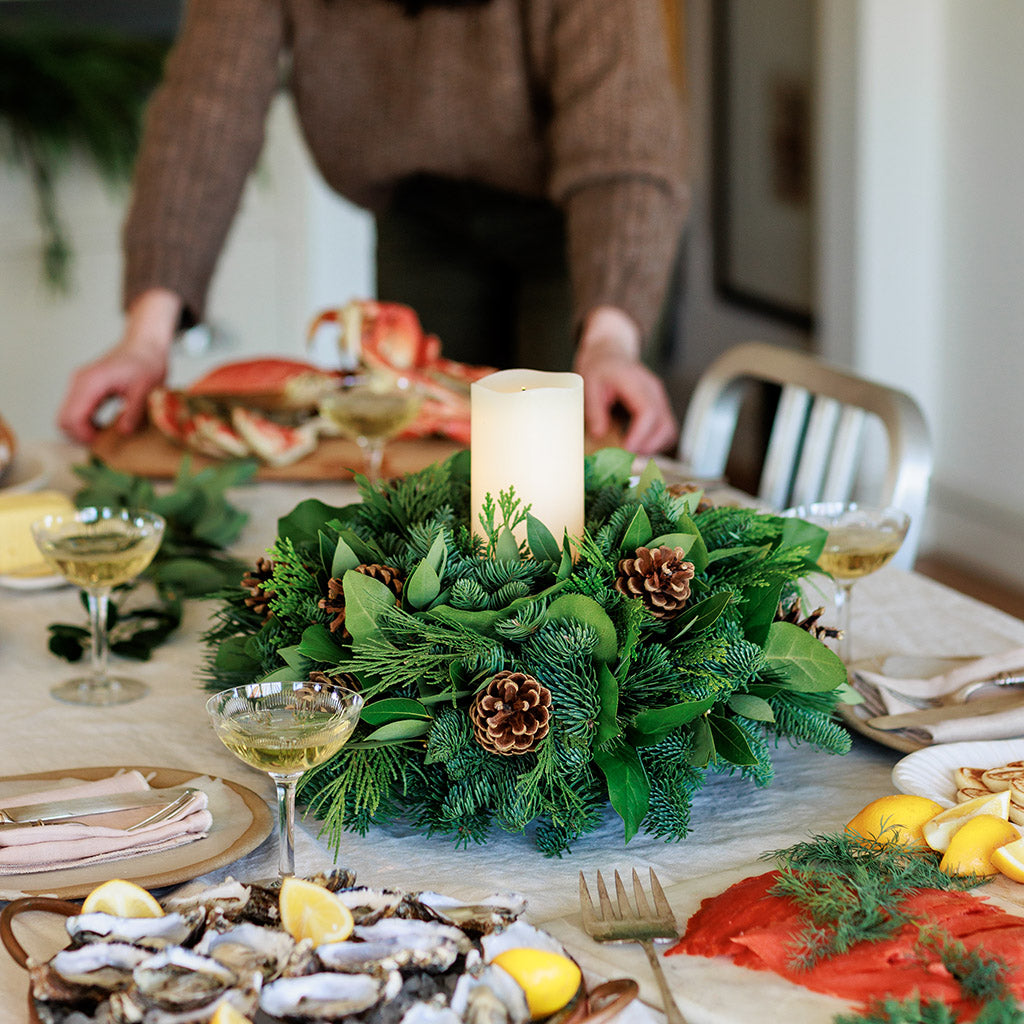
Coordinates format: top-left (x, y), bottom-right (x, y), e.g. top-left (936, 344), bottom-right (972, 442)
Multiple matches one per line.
top-left (364, 441), bottom-right (384, 482)
top-left (835, 581), bottom-right (854, 664)
top-left (87, 588), bottom-right (111, 684)
top-left (271, 772), bottom-right (300, 877)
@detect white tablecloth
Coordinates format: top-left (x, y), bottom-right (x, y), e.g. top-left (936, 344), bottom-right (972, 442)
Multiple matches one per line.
top-left (4, 444), bottom-right (1024, 1023)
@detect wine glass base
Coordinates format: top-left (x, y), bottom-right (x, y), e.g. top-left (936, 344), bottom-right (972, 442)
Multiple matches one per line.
top-left (50, 675), bottom-right (149, 707)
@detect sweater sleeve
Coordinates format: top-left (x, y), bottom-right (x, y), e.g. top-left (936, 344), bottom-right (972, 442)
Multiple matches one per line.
top-left (122, 0), bottom-right (287, 323)
top-left (544, 0), bottom-right (689, 344)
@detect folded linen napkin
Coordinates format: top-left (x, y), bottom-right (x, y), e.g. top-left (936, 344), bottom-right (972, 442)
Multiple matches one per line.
top-left (0, 771), bottom-right (211, 875)
top-left (857, 646), bottom-right (1024, 743)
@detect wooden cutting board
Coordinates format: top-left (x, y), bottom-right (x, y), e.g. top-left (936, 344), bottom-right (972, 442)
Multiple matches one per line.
top-left (90, 425), bottom-right (627, 481)
top-left (90, 425), bottom-right (465, 481)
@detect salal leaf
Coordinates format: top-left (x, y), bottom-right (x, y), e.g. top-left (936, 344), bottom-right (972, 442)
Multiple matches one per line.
top-left (526, 514), bottom-right (561, 563)
top-left (361, 697), bottom-right (431, 725)
top-left (277, 644), bottom-right (307, 671)
top-left (687, 716), bottom-right (714, 767)
top-left (708, 715), bottom-right (758, 765)
top-left (648, 532), bottom-right (697, 555)
top-left (406, 558), bottom-right (441, 610)
top-left (763, 621), bottom-right (846, 692)
top-left (742, 579), bottom-right (783, 646)
top-left (593, 743), bottom-right (650, 843)
top-left (635, 459), bottom-right (664, 498)
top-left (781, 516), bottom-right (828, 563)
top-left (343, 569), bottom-right (397, 645)
top-left (631, 696), bottom-right (715, 743)
top-left (425, 529), bottom-right (448, 576)
top-left (329, 534), bottom-right (361, 578)
top-left (338, 528), bottom-right (382, 565)
top-left (586, 447), bottom-right (634, 489)
top-left (354, 719), bottom-right (432, 745)
top-left (556, 531), bottom-right (573, 580)
top-left (278, 499), bottom-right (348, 547)
top-left (621, 505), bottom-right (653, 553)
top-left (728, 693), bottom-right (776, 722)
top-left (595, 663), bottom-right (620, 745)
top-left (546, 594), bottom-right (618, 663)
top-left (297, 623), bottom-right (344, 665)
top-left (672, 512), bottom-right (708, 572)
top-left (214, 636), bottom-right (259, 673)
top-left (496, 527), bottom-right (520, 562)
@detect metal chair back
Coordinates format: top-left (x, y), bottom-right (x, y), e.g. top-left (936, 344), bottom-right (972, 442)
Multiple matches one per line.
top-left (678, 341), bottom-right (932, 567)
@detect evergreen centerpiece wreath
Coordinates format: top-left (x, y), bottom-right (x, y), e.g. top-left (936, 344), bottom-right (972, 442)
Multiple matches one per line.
top-left (203, 449), bottom-right (850, 856)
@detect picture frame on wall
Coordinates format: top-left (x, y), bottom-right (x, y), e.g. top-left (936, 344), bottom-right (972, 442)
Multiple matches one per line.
top-left (711, 0), bottom-right (816, 329)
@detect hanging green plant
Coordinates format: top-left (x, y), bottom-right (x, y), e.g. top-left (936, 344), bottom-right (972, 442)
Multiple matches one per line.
top-left (202, 449), bottom-right (854, 856)
top-left (0, 27), bottom-right (168, 289)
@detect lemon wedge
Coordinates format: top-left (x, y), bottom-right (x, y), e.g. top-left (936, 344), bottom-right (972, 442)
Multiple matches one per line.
top-left (81, 878), bottom-right (164, 918)
top-left (991, 836), bottom-right (1024, 883)
top-left (922, 790), bottom-right (1011, 852)
top-left (279, 877), bottom-right (355, 945)
top-left (209, 1003), bottom-right (254, 1024)
top-left (845, 794), bottom-right (944, 847)
top-left (939, 814), bottom-right (1021, 876)
top-left (492, 947), bottom-right (582, 1019)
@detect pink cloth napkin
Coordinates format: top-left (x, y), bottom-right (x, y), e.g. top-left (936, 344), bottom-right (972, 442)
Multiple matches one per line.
top-left (0, 771), bottom-right (211, 874)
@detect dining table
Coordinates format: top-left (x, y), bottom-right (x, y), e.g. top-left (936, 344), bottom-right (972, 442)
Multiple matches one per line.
top-left (4, 440), bottom-right (1024, 1024)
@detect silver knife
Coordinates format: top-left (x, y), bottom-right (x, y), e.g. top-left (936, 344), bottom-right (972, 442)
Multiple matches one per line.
top-left (0, 787), bottom-right (196, 827)
top-left (866, 693), bottom-right (1024, 731)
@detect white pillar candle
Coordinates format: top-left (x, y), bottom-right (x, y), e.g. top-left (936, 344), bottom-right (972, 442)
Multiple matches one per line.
top-left (471, 369), bottom-right (585, 547)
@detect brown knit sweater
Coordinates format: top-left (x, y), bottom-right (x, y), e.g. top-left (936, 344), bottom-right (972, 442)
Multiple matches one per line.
top-left (123, 0), bottom-right (689, 341)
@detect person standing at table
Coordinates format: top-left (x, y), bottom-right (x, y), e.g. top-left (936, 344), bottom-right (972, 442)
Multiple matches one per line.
top-left (57, 0), bottom-right (689, 455)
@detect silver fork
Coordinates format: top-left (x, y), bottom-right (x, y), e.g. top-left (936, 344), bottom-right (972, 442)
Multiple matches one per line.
top-left (855, 672), bottom-right (1024, 711)
top-left (579, 869), bottom-right (686, 1024)
top-left (125, 788), bottom-right (200, 832)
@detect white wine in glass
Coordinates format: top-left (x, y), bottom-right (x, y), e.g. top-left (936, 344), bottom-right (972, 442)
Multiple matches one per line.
top-left (319, 371), bottom-right (423, 481)
top-left (207, 679), bottom-right (363, 878)
top-left (785, 502), bottom-right (910, 664)
top-left (31, 507), bottom-right (165, 706)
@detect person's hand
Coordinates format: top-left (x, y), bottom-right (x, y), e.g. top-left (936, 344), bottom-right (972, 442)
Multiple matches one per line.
top-left (574, 306), bottom-right (678, 455)
top-left (58, 289), bottom-right (183, 444)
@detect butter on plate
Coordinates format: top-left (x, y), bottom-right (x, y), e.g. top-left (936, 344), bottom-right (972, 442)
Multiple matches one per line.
top-left (0, 490), bottom-right (74, 576)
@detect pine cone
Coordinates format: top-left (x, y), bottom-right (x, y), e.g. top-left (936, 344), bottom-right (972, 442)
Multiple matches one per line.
top-left (615, 545), bottom-right (695, 620)
top-left (241, 557), bottom-right (276, 623)
top-left (775, 595), bottom-right (841, 642)
top-left (309, 669), bottom-right (361, 692)
top-left (318, 563), bottom-right (405, 638)
top-left (469, 670), bottom-right (552, 756)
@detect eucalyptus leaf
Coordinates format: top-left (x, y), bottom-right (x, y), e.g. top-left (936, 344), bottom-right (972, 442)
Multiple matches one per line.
top-left (593, 743), bottom-right (650, 843)
top-left (526, 514), bottom-right (561, 563)
top-left (546, 594), bottom-right (618, 663)
top-left (764, 621), bottom-right (847, 692)
top-left (621, 506), bottom-right (653, 553)
top-left (343, 570), bottom-right (398, 645)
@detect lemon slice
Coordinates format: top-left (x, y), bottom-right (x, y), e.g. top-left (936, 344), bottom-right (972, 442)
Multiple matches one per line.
top-left (492, 947), bottom-right (582, 1019)
top-left (939, 814), bottom-right (1021, 877)
top-left (844, 794), bottom-right (944, 847)
top-left (922, 790), bottom-right (1011, 852)
top-left (279, 877), bottom-right (355, 945)
top-left (81, 878), bottom-right (164, 918)
top-left (991, 836), bottom-right (1024, 883)
top-left (209, 1003), bottom-right (254, 1024)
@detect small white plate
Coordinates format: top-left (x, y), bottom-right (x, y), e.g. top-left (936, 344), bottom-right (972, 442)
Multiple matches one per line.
top-left (0, 571), bottom-right (69, 591)
top-left (892, 737), bottom-right (1024, 807)
top-left (0, 448), bottom-right (51, 494)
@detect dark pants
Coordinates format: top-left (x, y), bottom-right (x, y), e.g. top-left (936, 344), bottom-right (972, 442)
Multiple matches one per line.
top-left (375, 175), bottom-right (576, 372)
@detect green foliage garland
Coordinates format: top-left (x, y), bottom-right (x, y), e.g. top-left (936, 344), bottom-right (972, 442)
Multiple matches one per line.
top-left (202, 448), bottom-right (851, 855)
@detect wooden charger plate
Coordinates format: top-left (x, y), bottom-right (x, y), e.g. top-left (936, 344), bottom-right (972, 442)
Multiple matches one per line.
top-left (0, 765), bottom-right (272, 900)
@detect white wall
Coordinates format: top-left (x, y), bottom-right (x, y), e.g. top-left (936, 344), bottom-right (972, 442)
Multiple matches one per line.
top-left (818, 1), bottom-right (1024, 588)
top-left (0, 94), bottom-right (375, 440)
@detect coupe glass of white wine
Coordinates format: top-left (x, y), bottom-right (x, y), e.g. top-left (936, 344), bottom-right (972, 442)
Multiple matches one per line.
top-left (319, 370), bottom-right (423, 481)
top-left (206, 679), bottom-right (363, 878)
top-left (31, 506), bottom-right (165, 706)
top-left (785, 502), bottom-right (910, 665)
